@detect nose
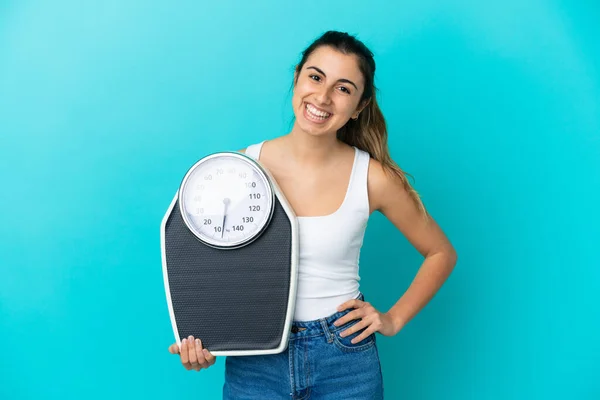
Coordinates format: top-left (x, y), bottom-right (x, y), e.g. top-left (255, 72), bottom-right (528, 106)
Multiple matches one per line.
top-left (314, 86), bottom-right (332, 105)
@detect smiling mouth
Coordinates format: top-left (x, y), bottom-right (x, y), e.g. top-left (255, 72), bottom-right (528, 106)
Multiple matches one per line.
top-left (305, 103), bottom-right (332, 121)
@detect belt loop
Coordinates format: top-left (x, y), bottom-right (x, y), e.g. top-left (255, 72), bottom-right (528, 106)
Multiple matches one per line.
top-left (320, 319), bottom-right (334, 343)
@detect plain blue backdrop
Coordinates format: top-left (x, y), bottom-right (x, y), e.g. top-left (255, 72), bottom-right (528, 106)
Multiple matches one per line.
top-left (1, 1), bottom-right (599, 399)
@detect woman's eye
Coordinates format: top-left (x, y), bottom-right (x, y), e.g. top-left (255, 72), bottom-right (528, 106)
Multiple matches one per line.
top-left (339, 86), bottom-right (351, 94)
top-left (310, 75), bottom-right (322, 82)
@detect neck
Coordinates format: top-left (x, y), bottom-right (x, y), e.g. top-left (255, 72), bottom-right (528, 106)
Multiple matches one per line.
top-left (283, 123), bottom-right (342, 166)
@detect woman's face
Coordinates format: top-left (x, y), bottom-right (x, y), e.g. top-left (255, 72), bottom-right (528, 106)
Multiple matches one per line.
top-left (292, 45), bottom-right (367, 137)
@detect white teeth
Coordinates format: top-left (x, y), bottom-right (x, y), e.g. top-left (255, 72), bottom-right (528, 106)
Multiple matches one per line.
top-left (306, 103), bottom-right (331, 119)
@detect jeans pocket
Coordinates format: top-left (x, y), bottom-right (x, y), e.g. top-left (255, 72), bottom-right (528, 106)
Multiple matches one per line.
top-left (332, 320), bottom-right (376, 353)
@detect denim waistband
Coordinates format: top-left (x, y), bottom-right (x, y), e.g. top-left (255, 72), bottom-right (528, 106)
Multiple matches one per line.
top-left (289, 293), bottom-right (364, 339)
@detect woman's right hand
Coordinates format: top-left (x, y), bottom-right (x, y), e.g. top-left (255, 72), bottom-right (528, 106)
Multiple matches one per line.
top-left (168, 335), bottom-right (217, 371)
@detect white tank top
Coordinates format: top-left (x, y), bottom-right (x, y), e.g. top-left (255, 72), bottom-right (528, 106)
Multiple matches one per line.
top-left (245, 141), bottom-right (371, 321)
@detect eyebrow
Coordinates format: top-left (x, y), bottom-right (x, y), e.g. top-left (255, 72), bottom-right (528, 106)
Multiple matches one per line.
top-left (306, 66), bottom-right (358, 91)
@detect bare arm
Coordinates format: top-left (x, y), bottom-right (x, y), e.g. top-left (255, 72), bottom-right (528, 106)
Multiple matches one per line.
top-left (368, 158), bottom-right (458, 334)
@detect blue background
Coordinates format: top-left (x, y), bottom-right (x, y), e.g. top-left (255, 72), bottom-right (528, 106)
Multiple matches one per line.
top-left (1, 1), bottom-right (599, 399)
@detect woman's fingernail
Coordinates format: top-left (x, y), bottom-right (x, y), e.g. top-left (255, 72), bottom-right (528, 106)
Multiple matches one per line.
top-left (195, 339), bottom-right (200, 345)
top-left (182, 339), bottom-right (187, 345)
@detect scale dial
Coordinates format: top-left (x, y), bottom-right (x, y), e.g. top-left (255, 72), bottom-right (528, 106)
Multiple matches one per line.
top-left (178, 152), bottom-right (275, 249)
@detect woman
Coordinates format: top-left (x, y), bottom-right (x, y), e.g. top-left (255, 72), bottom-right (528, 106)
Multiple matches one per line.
top-left (168, 30), bottom-right (457, 399)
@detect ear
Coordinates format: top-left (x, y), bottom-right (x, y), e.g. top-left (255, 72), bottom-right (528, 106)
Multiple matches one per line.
top-left (352, 98), bottom-right (371, 119)
top-left (358, 98), bottom-right (371, 113)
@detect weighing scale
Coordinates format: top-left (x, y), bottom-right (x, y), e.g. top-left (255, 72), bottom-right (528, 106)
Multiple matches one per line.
top-left (160, 151), bottom-right (298, 356)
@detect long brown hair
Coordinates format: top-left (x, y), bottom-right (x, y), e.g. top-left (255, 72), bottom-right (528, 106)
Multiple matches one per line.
top-left (293, 30), bottom-right (428, 218)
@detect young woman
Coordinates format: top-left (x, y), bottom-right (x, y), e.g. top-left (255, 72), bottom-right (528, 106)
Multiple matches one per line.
top-left (168, 30), bottom-right (457, 399)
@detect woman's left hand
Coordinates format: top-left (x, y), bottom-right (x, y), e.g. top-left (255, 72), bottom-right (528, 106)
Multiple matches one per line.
top-left (333, 299), bottom-right (399, 344)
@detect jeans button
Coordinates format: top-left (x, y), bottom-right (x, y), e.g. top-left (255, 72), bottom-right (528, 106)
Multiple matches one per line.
top-left (291, 326), bottom-right (298, 333)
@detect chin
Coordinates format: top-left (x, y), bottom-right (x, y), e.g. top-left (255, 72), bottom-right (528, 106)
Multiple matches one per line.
top-left (295, 119), bottom-right (337, 138)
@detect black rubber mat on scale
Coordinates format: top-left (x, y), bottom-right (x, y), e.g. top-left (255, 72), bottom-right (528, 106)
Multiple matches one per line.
top-left (163, 199), bottom-right (293, 351)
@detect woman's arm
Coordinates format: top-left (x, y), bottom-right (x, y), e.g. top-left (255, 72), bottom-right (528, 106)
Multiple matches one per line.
top-left (368, 158), bottom-right (458, 334)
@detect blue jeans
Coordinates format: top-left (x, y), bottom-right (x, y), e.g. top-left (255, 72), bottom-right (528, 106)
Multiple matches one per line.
top-left (223, 294), bottom-right (384, 399)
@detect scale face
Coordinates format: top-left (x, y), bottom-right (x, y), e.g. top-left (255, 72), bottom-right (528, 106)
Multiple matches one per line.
top-left (178, 152), bottom-right (275, 249)
top-left (161, 150), bottom-right (298, 357)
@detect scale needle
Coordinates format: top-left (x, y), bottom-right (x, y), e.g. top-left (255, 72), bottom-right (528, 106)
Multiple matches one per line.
top-left (221, 198), bottom-right (230, 238)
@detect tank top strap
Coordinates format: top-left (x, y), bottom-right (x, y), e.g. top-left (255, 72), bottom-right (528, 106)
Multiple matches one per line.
top-left (345, 147), bottom-right (371, 215)
top-left (244, 141), bottom-right (265, 160)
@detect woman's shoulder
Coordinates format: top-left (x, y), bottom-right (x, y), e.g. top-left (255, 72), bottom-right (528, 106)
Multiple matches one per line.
top-left (366, 157), bottom-right (387, 185)
top-left (367, 157), bottom-right (413, 213)
top-left (237, 139), bottom-right (271, 156)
